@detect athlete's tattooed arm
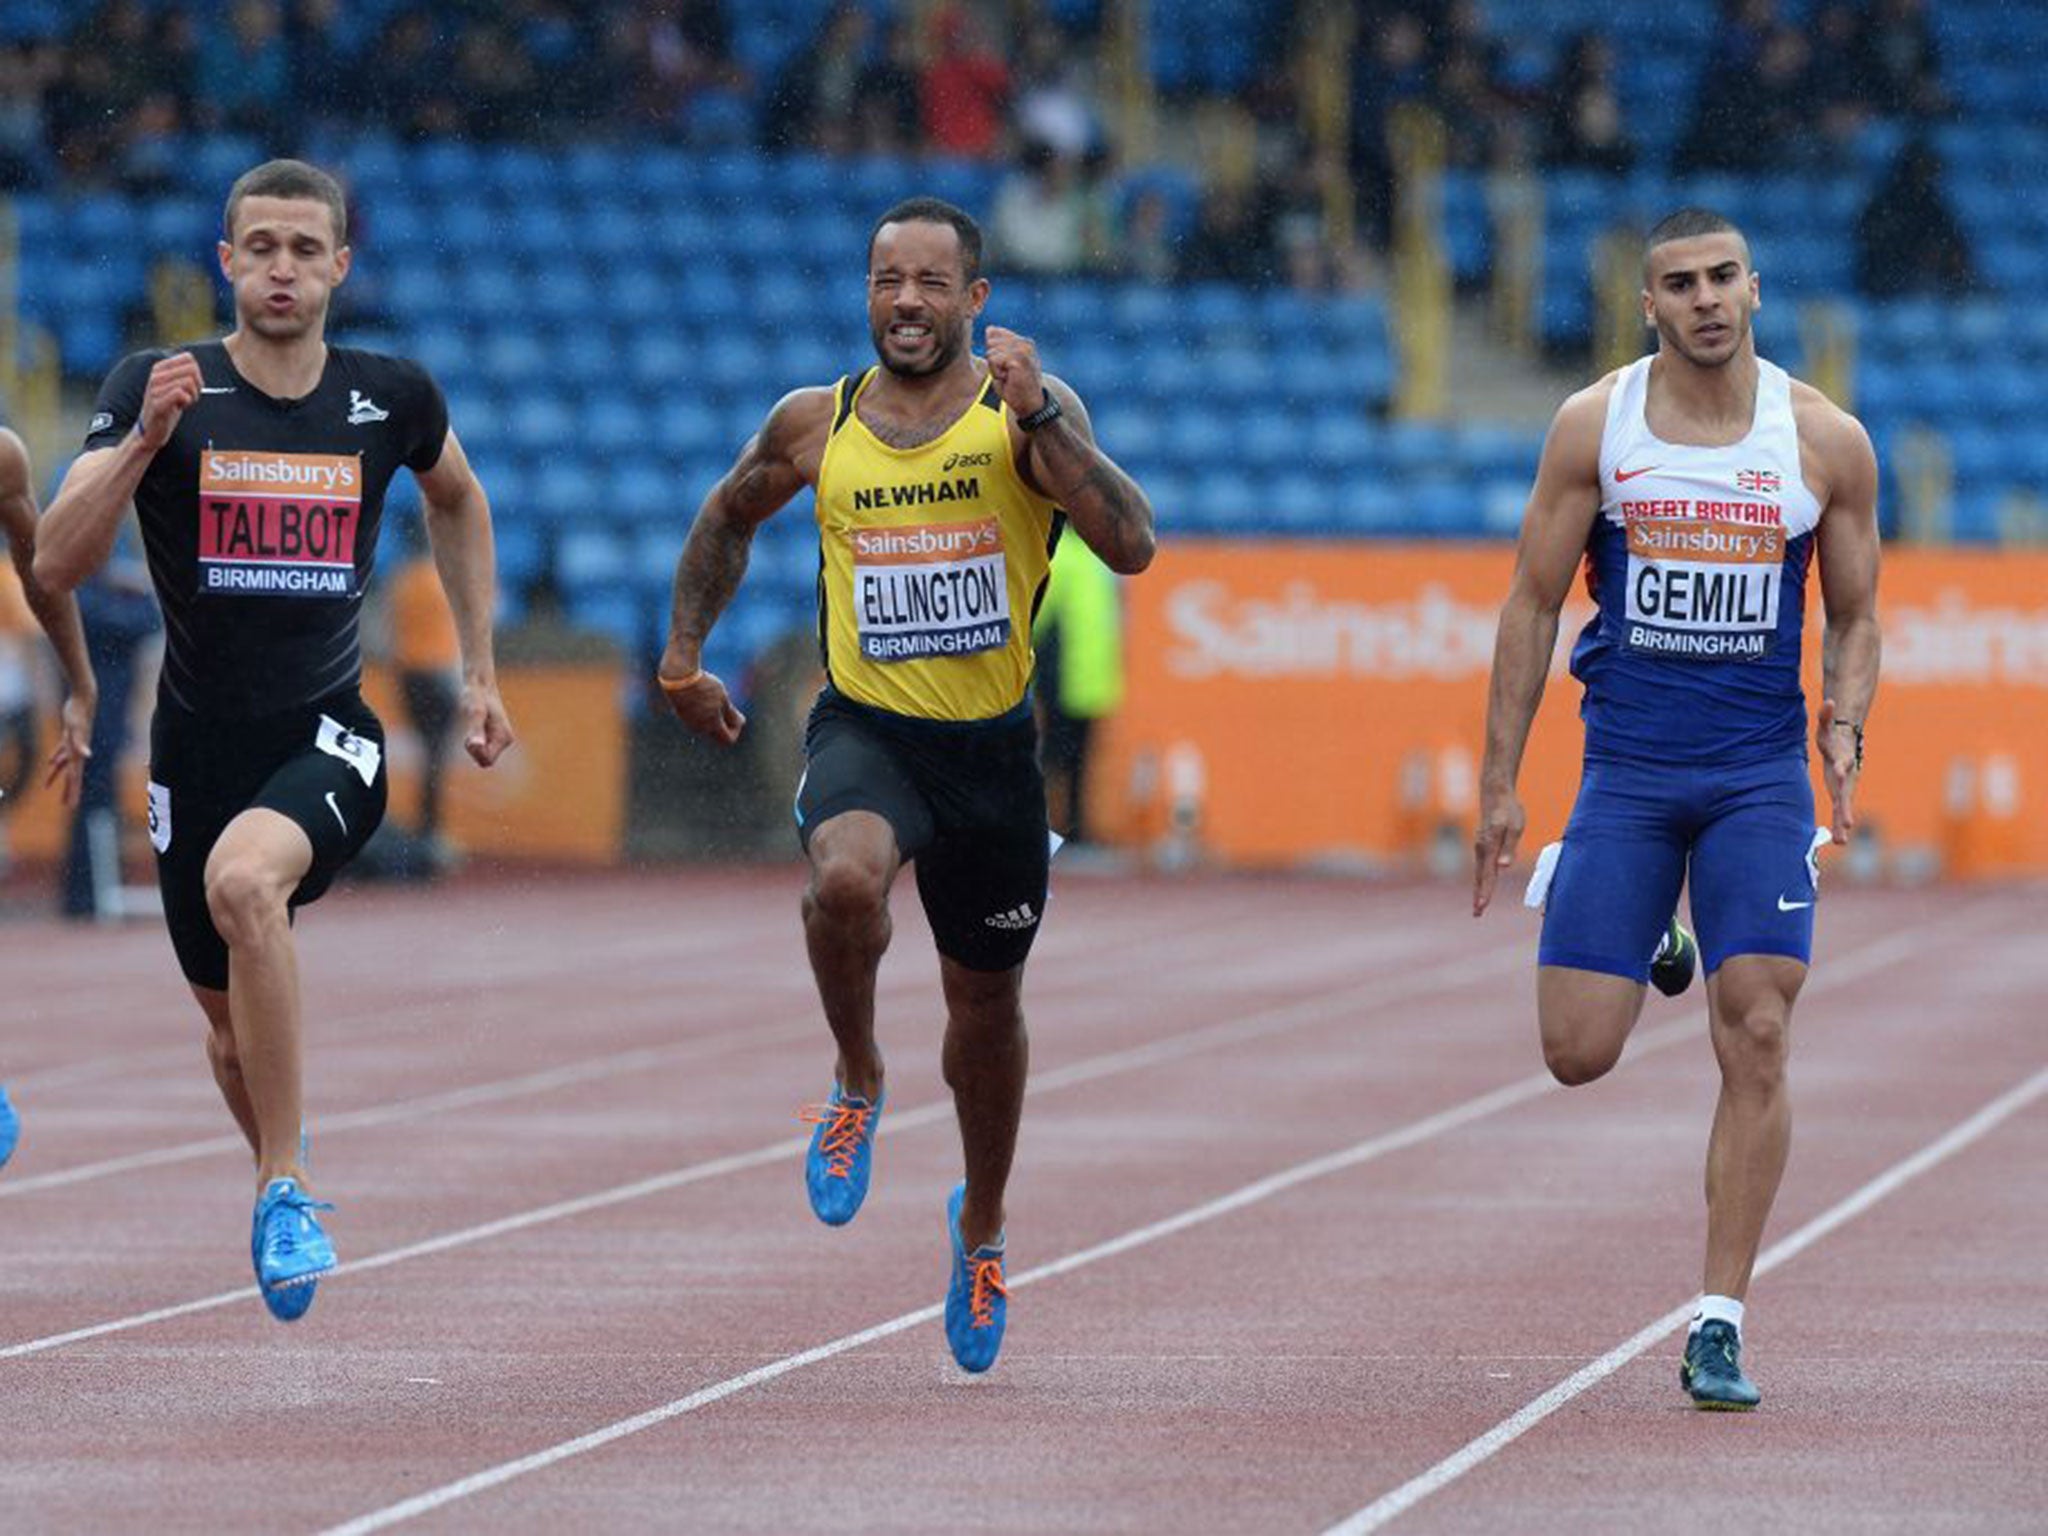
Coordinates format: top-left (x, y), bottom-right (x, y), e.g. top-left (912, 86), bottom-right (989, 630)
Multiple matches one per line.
top-left (1016, 378), bottom-right (1156, 575)
top-left (986, 335), bottom-right (1154, 575)
top-left (1809, 399), bottom-right (1881, 845)
top-left (416, 428), bottom-right (516, 768)
top-left (1474, 380), bottom-right (1609, 917)
top-left (0, 429), bottom-right (95, 805)
top-left (658, 387), bottom-right (832, 745)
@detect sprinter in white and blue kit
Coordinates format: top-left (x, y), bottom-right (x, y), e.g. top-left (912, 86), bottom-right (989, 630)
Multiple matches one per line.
top-left (1471, 209), bottom-right (1881, 1410)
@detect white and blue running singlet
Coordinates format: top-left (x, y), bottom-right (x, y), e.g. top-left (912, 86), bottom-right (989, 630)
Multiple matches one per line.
top-left (1571, 354), bottom-right (1822, 765)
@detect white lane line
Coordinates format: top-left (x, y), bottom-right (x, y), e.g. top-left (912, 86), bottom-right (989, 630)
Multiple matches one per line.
top-left (0, 1023), bottom-right (814, 1200)
top-left (0, 894), bottom-right (1328, 1191)
top-left (316, 1075), bottom-right (1570, 1535)
top-left (0, 904), bottom-right (1984, 1371)
top-left (1320, 1060), bottom-right (2048, 1536)
top-left (0, 945), bottom-right (1522, 1363)
top-left (306, 910), bottom-right (1991, 1535)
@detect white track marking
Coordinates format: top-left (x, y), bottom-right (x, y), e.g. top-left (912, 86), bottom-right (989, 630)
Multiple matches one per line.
top-left (0, 1023), bottom-right (814, 1200)
top-left (0, 943), bottom-right (1518, 1362)
top-left (0, 905), bottom-right (1985, 1369)
top-left (1320, 1061), bottom-right (2048, 1535)
top-left (0, 894), bottom-right (1353, 1191)
top-left (302, 912), bottom-right (1993, 1533)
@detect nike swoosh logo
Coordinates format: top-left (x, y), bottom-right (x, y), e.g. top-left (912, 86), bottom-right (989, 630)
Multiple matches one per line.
top-left (1614, 465), bottom-right (1660, 482)
top-left (200, 386), bottom-right (236, 395)
top-left (324, 791), bottom-right (347, 834)
top-left (1777, 896), bottom-right (1812, 911)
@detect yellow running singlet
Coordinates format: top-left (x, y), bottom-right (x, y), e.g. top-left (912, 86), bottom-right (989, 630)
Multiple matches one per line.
top-left (814, 368), bottom-right (1063, 722)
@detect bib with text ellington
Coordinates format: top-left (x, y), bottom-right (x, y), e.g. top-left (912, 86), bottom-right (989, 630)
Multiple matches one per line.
top-left (853, 516), bottom-right (1011, 662)
top-left (1621, 492), bottom-right (1784, 660)
top-left (198, 450), bottom-right (362, 597)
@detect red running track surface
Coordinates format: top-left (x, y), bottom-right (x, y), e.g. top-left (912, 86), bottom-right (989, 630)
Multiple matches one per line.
top-left (0, 867), bottom-right (2042, 1534)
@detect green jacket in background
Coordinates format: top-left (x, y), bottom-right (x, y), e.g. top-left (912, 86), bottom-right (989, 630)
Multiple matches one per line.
top-left (1032, 538), bottom-right (1124, 720)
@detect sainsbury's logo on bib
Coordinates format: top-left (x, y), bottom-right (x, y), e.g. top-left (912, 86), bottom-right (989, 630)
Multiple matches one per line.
top-left (852, 515), bottom-right (1011, 662)
top-left (197, 450), bottom-right (361, 598)
top-left (1620, 498), bottom-right (1785, 661)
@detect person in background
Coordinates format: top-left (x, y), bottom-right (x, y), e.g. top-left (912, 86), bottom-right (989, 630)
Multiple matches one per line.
top-left (59, 530), bottom-right (161, 922)
top-left (1032, 535), bottom-right (1123, 849)
top-left (389, 517), bottom-right (463, 862)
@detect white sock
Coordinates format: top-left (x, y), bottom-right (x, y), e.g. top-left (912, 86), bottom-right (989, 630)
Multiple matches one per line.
top-left (1690, 1294), bottom-right (1745, 1335)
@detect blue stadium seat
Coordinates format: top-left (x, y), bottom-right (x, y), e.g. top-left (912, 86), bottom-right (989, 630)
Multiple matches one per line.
top-left (481, 331), bottom-right (551, 388)
top-left (492, 522), bottom-right (546, 593)
top-left (1265, 470), bottom-right (1332, 534)
top-left (507, 395), bottom-right (579, 455)
top-left (1235, 411), bottom-right (1299, 473)
top-left (558, 527), bottom-right (629, 589)
top-left (609, 459), bottom-right (681, 526)
top-left (567, 589), bottom-right (650, 656)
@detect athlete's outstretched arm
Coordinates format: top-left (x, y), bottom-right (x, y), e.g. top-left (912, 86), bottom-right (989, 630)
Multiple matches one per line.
top-left (0, 430), bottom-right (95, 805)
top-left (415, 429), bottom-right (515, 768)
top-left (658, 387), bottom-right (831, 746)
top-left (1811, 407), bottom-right (1881, 845)
top-left (1474, 385), bottom-right (1607, 917)
top-left (37, 351), bottom-right (202, 591)
top-left (986, 329), bottom-right (1155, 575)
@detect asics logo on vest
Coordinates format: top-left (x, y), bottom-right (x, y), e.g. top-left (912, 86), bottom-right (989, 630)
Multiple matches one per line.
top-left (942, 450), bottom-right (993, 471)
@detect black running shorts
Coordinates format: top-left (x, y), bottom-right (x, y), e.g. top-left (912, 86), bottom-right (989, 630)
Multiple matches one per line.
top-left (795, 689), bottom-right (1048, 973)
top-left (148, 690), bottom-right (388, 989)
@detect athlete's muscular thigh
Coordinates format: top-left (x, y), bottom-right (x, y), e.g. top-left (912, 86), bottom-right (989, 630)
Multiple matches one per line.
top-left (1538, 965), bottom-right (1648, 1086)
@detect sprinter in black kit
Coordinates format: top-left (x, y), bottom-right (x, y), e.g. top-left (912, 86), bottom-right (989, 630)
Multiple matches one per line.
top-left (38, 159), bottom-right (514, 1321)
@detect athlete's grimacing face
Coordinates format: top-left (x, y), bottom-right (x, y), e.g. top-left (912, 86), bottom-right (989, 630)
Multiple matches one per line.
top-left (867, 221), bottom-right (988, 378)
top-left (219, 195), bottom-right (350, 342)
top-left (1643, 233), bottom-right (1759, 368)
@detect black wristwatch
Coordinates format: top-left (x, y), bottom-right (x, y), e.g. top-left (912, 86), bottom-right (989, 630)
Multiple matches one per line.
top-left (1017, 392), bottom-right (1063, 432)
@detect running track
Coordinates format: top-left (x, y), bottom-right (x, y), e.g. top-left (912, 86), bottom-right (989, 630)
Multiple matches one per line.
top-left (1, 868), bottom-right (2041, 1533)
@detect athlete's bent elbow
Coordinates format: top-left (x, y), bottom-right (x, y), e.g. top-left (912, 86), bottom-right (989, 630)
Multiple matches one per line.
top-left (31, 543), bottom-right (83, 594)
top-left (1110, 527), bottom-right (1156, 575)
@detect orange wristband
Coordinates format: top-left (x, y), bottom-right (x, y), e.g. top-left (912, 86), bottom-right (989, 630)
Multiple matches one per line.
top-left (657, 668), bottom-right (704, 693)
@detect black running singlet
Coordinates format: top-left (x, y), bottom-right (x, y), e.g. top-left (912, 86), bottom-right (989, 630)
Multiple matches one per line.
top-left (84, 340), bottom-right (448, 717)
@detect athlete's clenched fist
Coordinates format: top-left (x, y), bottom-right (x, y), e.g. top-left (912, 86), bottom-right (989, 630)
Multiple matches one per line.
top-left (983, 326), bottom-right (1049, 418)
top-left (138, 352), bottom-right (204, 450)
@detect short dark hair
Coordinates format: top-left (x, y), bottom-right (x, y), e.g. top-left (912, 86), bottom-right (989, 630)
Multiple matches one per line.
top-left (224, 158), bottom-right (348, 246)
top-left (867, 197), bottom-right (983, 281)
top-left (1643, 207), bottom-right (1749, 277)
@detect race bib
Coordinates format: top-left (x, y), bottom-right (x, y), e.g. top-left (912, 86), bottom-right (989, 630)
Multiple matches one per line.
top-left (315, 714), bottom-right (382, 787)
top-left (147, 780), bottom-right (171, 853)
top-left (1621, 502), bottom-right (1784, 661)
top-left (851, 517), bottom-right (1011, 663)
top-left (198, 450), bottom-right (362, 598)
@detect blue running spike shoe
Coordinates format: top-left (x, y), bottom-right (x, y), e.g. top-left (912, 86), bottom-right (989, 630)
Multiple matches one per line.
top-left (1650, 917), bottom-right (1698, 998)
top-left (0, 1084), bottom-right (18, 1169)
top-left (253, 1177), bottom-right (336, 1323)
top-left (799, 1087), bottom-right (883, 1226)
top-left (1682, 1319), bottom-right (1761, 1410)
top-left (944, 1182), bottom-right (1007, 1374)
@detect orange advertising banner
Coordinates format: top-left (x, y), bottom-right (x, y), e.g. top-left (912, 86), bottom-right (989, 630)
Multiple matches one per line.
top-left (1096, 543), bottom-right (2048, 879)
top-left (3, 662), bottom-right (625, 868)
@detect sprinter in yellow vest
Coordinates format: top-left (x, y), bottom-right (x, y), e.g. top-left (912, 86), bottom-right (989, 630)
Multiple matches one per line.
top-left (658, 198), bottom-right (1155, 1373)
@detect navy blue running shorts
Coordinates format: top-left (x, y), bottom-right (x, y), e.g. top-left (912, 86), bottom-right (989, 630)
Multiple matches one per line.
top-left (1538, 752), bottom-right (1821, 982)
